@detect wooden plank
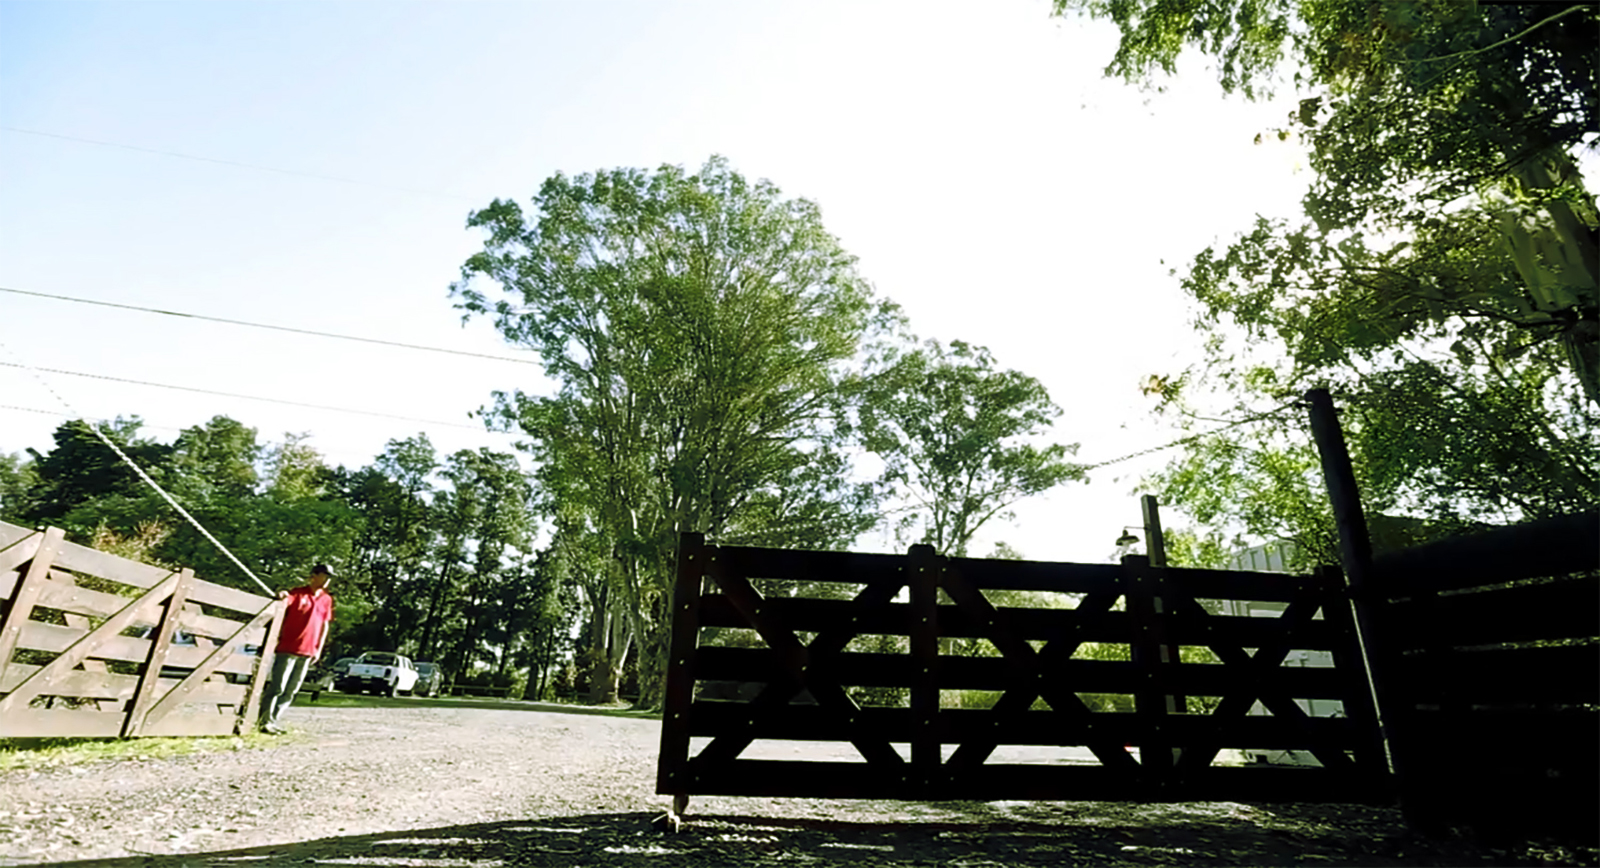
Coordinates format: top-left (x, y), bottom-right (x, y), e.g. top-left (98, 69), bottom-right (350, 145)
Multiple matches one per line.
top-left (48, 536), bottom-right (176, 590)
top-left (0, 707), bottom-right (126, 738)
top-left (124, 568), bottom-right (195, 736)
top-left (47, 532), bottom-right (272, 617)
top-left (16, 622), bottom-right (256, 676)
top-left (33, 576), bottom-right (265, 645)
top-left (0, 521), bottom-right (36, 549)
top-left (240, 598), bottom-right (285, 731)
top-left (140, 599), bottom-right (275, 727)
top-left (0, 526), bottom-right (65, 691)
top-left (687, 702), bottom-right (1362, 750)
top-left (943, 557), bottom-right (1123, 594)
top-left (0, 664), bottom-right (246, 703)
top-left (1127, 555), bottom-right (1176, 777)
top-left (699, 596), bottom-right (1348, 649)
top-left (1317, 565), bottom-right (1390, 779)
top-left (1153, 566), bottom-right (1324, 603)
top-left (717, 545), bottom-right (904, 586)
top-left (55, 574), bottom-right (121, 712)
top-left (657, 533), bottom-right (708, 797)
top-left (1393, 644), bottom-right (1600, 706)
top-left (0, 570), bottom-right (179, 714)
top-left (1372, 511), bottom-right (1599, 595)
top-left (907, 545), bottom-right (940, 788)
top-left (680, 759), bottom-right (1381, 804)
top-left (1398, 709), bottom-right (1598, 759)
top-left (1384, 577), bottom-right (1600, 649)
top-left (0, 529), bottom-right (41, 590)
top-left (692, 646), bottom-right (1351, 699)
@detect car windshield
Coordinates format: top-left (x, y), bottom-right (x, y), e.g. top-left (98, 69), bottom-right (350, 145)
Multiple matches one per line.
top-left (362, 653), bottom-right (398, 665)
top-left (416, 663), bottom-right (437, 676)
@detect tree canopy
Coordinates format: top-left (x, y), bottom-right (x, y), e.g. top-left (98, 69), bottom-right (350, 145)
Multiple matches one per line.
top-left (451, 156), bottom-right (895, 705)
top-left (848, 339), bottom-right (1083, 556)
top-left (1057, 0), bottom-right (1599, 553)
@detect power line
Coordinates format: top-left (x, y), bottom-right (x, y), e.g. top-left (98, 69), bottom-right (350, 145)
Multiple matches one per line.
top-left (0, 125), bottom-right (477, 202)
top-left (0, 285), bottom-right (540, 365)
top-left (0, 341), bottom-right (273, 594)
top-left (0, 361), bottom-right (509, 432)
top-left (1076, 404), bottom-right (1296, 472)
top-left (0, 404), bottom-right (497, 469)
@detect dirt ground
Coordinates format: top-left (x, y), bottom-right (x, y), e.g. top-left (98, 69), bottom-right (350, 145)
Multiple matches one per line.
top-left (0, 699), bottom-right (1591, 867)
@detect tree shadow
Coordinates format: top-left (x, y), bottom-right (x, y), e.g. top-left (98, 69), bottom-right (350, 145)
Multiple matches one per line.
top-left (41, 804), bottom-right (1512, 867)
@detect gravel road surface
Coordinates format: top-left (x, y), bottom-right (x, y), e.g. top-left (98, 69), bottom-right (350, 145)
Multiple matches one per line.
top-left (0, 699), bottom-right (1582, 866)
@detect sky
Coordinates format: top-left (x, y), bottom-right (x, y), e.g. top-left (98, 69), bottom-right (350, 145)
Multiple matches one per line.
top-left (0, 0), bottom-right (1313, 565)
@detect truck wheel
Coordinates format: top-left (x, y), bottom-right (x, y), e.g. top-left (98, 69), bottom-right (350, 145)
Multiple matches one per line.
top-left (387, 682), bottom-right (399, 698)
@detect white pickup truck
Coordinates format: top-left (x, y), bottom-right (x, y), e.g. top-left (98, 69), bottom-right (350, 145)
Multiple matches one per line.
top-left (334, 651), bottom-right (419, 697)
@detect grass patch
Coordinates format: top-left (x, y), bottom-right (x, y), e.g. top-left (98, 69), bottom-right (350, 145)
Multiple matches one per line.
top-left (0, 732), bottom-right (279, 771)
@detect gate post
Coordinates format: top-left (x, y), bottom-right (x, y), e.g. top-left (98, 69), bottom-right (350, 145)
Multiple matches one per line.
top-left (1306, 390), bottom-right (1404, 800)
top-left (1124, 553), bottom-right (1177, 786)
top-left (907, 544), bottom-right (941, 795)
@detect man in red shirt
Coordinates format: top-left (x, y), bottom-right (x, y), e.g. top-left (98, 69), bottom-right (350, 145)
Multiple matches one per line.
top-left (258, 564), bottom-right (334, 734)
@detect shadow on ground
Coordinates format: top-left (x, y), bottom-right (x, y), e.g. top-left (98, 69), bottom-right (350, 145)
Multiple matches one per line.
top-left (42, 805), bottom-right (1595, 867)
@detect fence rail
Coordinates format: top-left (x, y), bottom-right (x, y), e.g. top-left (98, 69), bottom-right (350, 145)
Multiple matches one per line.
top-left (1366, 511), bottom-right (1600, 840)
top-left (0, 520), bottom-right (280, 738)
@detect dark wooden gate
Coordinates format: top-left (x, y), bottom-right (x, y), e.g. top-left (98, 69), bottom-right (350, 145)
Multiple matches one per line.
top-left (657, 534), bottom-right (1389, 804)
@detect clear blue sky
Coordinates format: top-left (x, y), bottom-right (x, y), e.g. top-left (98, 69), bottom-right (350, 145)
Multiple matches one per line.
top-left (0, 0), bottom-right (1311, 562)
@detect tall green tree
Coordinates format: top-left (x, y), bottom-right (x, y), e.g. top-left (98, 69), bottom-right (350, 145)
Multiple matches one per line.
top-left (1056, 0), bottom-right (1599, 546)
top-left (451, 156), bottom-right (890, 707)
top-left (1056, 0), bottom-right (1598, 400)
top-left (849, 339), bottom-right (1083, 557)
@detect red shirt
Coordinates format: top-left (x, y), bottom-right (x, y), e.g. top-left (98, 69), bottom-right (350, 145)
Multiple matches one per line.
top-left (276, 586), bottom-right (333, 657)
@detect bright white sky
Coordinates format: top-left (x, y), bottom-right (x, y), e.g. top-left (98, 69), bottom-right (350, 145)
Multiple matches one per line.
top-left (0, 0), bottom-right (1312, 564)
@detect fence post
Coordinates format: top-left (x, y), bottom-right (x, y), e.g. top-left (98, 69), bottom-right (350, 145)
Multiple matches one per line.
top-left (124, 568), bottom-right (195, 737)
top-left (907, 544), bottom-right (941, 796)
top-left (1305, 390), bottom-right (1405, 802)
top-left (1141, 495), bottom-right (1186, 719)
top-left (657, 532), bottom-right (706, 802)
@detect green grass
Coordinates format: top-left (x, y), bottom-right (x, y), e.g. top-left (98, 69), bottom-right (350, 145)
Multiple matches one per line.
top-left (0, 731), bottom-right (281, 771)
top-left (0, 693), bottom-right (659, 771)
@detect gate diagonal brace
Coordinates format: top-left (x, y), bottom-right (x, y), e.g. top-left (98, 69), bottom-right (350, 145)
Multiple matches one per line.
top-left (940, 562), bottom-right (1139, 774)
top-left (689, 558), bottom-right (904, 772)
top-left (1172, 585), bottom-right (1356, 774)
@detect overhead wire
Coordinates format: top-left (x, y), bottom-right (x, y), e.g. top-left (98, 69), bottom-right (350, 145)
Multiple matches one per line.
top-left (0, 286), bottom-right (539, 365)
top-left (1075, 402), bottom-right (1299, 472)
top-left (0, 361), bottom-right (505, 432)
top-left (0, 340), bottom-right (274, 595)
top-left (0, 125), bottom-right (477, 203)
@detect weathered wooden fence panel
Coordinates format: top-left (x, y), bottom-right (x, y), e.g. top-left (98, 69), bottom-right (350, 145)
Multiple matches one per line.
top-left (658, 533), bottom-right (1388, 805)
top-left (1368, 511), bottom-right (1599, 841)
top-left (0, 520), bottom-right (281, 738)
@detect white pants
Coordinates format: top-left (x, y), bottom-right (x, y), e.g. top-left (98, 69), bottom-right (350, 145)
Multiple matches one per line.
top-left (259, 653), bottom-right (313, 728)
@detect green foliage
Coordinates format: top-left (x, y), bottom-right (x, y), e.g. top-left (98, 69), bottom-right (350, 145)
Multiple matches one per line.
top-left (452, 156), bottom-right (893, 708)
top-left (848, 339), bottom-right (1084, 556)
top-left (1061, 0), bottom-right (1599, 550)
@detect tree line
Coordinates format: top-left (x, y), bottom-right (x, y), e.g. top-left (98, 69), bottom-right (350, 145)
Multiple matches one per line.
top-left (0, 158), bottom-right (1083, 705)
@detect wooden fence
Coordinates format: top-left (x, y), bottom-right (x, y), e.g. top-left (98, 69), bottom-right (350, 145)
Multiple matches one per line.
top-left (1366, 511), bottom-right (1599, 840)
top-left (658, 534), bottom-right (1389, 805)
top-left (0, 520), bottom-right (281, 738)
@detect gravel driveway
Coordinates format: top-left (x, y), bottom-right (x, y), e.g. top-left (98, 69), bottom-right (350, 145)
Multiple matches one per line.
top-left (0, 699), bottom-right (1579, 866)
